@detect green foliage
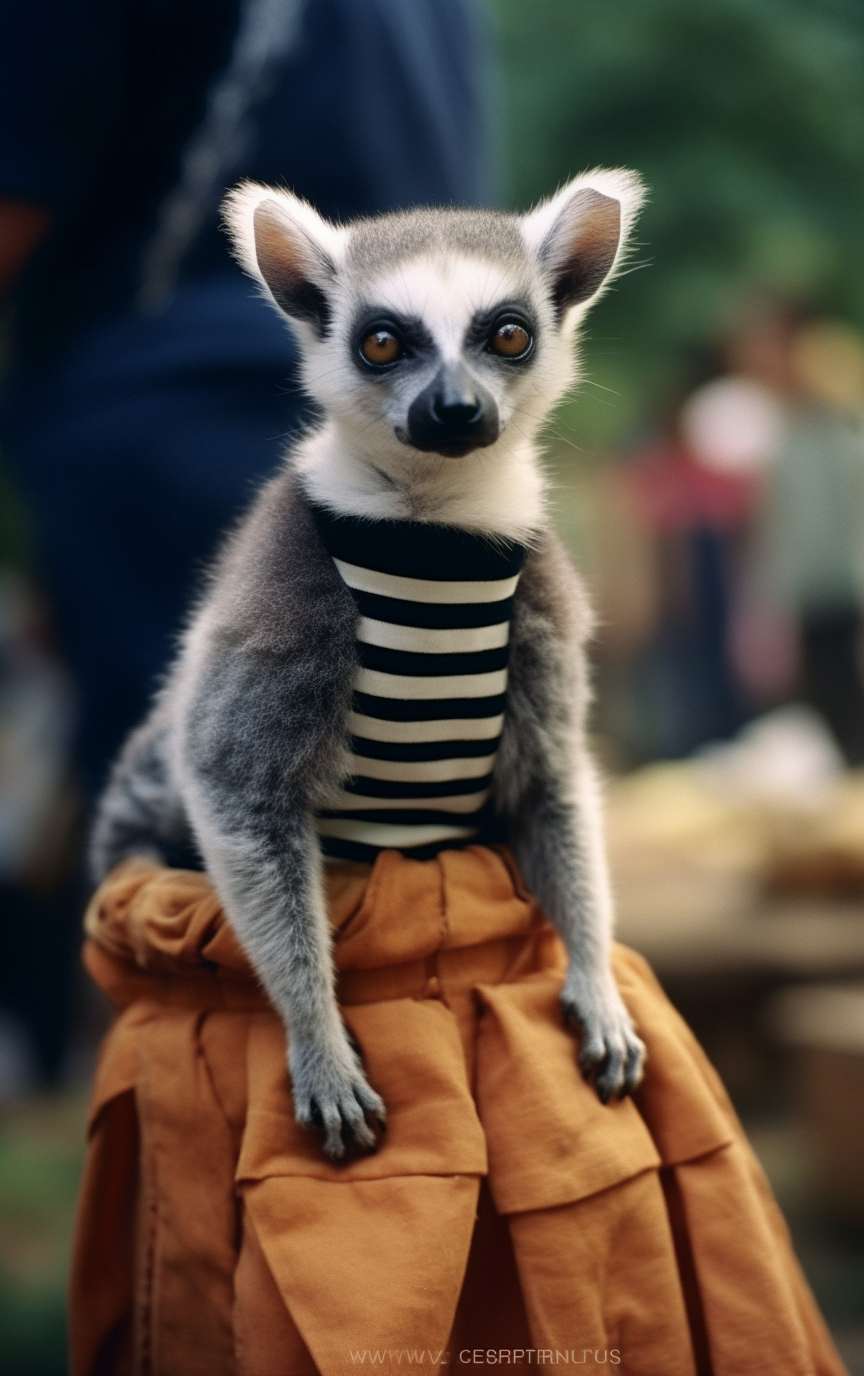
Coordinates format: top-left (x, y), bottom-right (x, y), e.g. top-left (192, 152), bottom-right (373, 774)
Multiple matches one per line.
top-left (0, 1096), bottom-right (87, 1376)
top-left (0, 458), bottom-right (33, 570)
top-left (492, 0), bottom-right (864, 445)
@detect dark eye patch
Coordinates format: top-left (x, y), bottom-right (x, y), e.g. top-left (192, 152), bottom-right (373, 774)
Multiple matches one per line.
top-left (351, 308), bottom-right (437, 373)
top-left (465, 300), bottom-right (538, 365)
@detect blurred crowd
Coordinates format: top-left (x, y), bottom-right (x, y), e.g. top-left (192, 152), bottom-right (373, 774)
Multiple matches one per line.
top-left (593, 307), bottom-right (864, 768)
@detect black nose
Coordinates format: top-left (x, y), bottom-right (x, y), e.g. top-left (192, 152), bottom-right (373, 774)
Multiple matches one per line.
top-left (432, 395), bottom-right (482, 428)
top-left (406, 366), bottom-right (499, 456)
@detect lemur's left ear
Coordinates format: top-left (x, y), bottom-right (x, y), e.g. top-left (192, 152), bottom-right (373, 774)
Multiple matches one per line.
top-left (222, 182), bottom-right (347, 336)
top-left (521, 168), bottom-right (646, 318)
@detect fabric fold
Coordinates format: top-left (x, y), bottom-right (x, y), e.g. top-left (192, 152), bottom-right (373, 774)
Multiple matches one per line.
top-left (474, 975), bottom-right (661, 1214)
top-left (244, 1175), bottom-right (480, 1376)
top-left (237, 1001), bottom-right (488, 1184)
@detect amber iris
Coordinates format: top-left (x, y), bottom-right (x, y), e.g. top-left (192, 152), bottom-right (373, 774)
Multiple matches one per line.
top-left (490, 322), bottom-right (532, 358)
top-left (360, 330), bottom-right (402, 365)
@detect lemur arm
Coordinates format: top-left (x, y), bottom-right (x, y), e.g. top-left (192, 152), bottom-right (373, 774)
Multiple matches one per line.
top-left (495, 530), bottom-right (645, 1099)
top-left (173, 476), bottom-right (384, 1158)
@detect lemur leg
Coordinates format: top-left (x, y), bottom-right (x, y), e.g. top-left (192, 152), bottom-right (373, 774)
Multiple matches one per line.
top-left (516, 759), bottom-right (646, 1102)
top-left (180, 772), bottom-right (385, 1161)
top-left (90, 711), bottom-right (190, 880)
top-left (501, 537), bottom-right (645, 1102)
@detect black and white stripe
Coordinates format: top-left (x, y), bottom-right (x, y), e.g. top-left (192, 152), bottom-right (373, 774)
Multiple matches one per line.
top-left (311, 506), bottom-right (525, 861)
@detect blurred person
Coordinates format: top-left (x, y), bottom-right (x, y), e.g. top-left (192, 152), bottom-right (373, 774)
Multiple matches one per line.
top-left (0, 572), bottom-right (77, 1092)
top-left (0, 0), bottom-right (496, 1080)
top-left (605, 376), bottom-right (777, 762)
top-left (755, 318), bottom-right (864, 764)
top-left (793, 319), bottom-right (864, 417)
top-left (0, 0), bottom-right (495, 795)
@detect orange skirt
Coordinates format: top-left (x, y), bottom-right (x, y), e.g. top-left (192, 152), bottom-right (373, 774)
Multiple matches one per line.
top-left (70, 845), bottom-right (846, 1376)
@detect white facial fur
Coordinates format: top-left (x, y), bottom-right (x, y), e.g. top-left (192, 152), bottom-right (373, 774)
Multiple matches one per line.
top-left (295, 252), bottom-right (559, 537)
top-left (223, 170), bottom-right (645, 541)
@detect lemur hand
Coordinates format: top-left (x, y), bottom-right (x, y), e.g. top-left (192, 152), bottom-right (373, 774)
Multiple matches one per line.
top-left (560, 969), bottom-right (646, 1103)
top-left (289, 1028), bottom-right (386, 1160)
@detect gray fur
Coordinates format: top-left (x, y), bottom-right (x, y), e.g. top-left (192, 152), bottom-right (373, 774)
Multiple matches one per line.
top-left (90, 705), bottom-right (189, 873)
top-left (345, 207), bottom-right (529, 279)
top-left (495, 534), bottom-right (644, 1101)
top-left (93, 171), bottom-right (648, 1156)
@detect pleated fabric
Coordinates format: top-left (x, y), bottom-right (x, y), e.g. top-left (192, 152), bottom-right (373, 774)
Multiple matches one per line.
top-left (70, 847), bottom-right (847, 1376)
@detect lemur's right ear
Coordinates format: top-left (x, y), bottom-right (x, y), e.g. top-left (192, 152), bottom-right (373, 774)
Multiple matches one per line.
top-left (222, 183), bottom-right (347, 336)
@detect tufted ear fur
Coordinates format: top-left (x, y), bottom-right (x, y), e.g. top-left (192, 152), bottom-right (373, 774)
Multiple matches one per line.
top-left (520, 168), bottom-right (646, 319)
top-left (222, 182), bottom-right (347, 336)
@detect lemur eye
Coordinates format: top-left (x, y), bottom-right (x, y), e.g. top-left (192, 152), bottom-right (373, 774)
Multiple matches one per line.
top-left (490, 322), bottom-right (532, 359)
top-left (360, 329), bottom-right (403, 366)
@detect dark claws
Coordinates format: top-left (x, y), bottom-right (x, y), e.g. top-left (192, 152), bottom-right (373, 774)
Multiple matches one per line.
top-left (307, 1096), bottom-right (384, 1160)
top-left (567, 993), bottom-right (645, 1104)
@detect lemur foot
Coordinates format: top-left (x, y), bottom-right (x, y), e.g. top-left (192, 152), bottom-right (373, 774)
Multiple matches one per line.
top-left (289, 1032), bottom-right (386, 1160)
top-left (560, 971), bottom-right (646, 1104)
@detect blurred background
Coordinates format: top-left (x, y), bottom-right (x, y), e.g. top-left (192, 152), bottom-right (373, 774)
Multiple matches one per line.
top-left (3, 0), bottom-right (864, 1370)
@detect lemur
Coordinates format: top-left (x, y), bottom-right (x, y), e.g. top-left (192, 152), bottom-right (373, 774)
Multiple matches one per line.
top-left (91, 168), bottom-right (647, 1160)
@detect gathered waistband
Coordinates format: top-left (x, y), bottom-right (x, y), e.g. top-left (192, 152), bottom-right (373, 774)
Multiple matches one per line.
top-left (83, 844), bottom-right (566, 1012)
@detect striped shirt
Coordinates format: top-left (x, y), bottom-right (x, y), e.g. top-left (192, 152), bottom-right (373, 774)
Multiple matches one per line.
top-left (311, 505), bottom-right (526, 862)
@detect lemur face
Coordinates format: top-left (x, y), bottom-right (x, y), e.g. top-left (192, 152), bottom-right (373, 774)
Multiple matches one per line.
top-left (341, 255), bottom-right (535, 459)
top-left (224, 171), bottom-right (644, 467)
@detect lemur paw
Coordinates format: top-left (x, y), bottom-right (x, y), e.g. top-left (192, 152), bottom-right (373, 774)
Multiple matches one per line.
top-left (560, 971), bottom-right (646, 1104)
top-left (289, 1033), bottom-right (386, 1161)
